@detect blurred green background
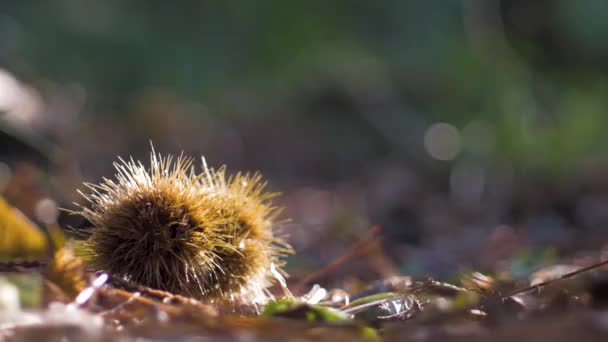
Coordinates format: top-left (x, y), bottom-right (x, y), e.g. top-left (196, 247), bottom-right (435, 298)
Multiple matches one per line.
top-left (2, 0), bottom-right (608, 285)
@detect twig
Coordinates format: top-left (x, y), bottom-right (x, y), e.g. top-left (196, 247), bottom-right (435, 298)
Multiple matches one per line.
top-left (292, 225), bottom-right (382, 293)
top-left (107, 273), bottom-right (207, 306)
top-left (504, 259), bottom-right (608, 298)
top-left (0, 260), bottom-right (45, 272)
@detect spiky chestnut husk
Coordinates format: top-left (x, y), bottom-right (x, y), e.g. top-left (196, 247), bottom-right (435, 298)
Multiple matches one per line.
top-left (74, 152), bottom-right (291, 304)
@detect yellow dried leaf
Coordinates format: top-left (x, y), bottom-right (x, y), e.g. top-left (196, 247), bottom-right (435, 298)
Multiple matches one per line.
top-left (0, 196), bottom-right (47, 260)
top-left (44, 246), bottom-right (86, 301)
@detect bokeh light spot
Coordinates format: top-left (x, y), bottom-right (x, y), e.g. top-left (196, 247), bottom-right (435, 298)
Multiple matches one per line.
top-left (34, 198), bottom-right (58, 224)
top-left (424, 122), bottom-right (462, 161)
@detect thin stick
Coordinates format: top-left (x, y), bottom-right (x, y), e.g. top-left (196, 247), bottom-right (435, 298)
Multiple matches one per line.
top-left (292, 225), bottom-right (382, 293)
top-left (504, 259), bottom-right (608, 298)
top-left (108, 273), bottom-right (205, 305)
top-left (0, 260), bottom-right (45, 272)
